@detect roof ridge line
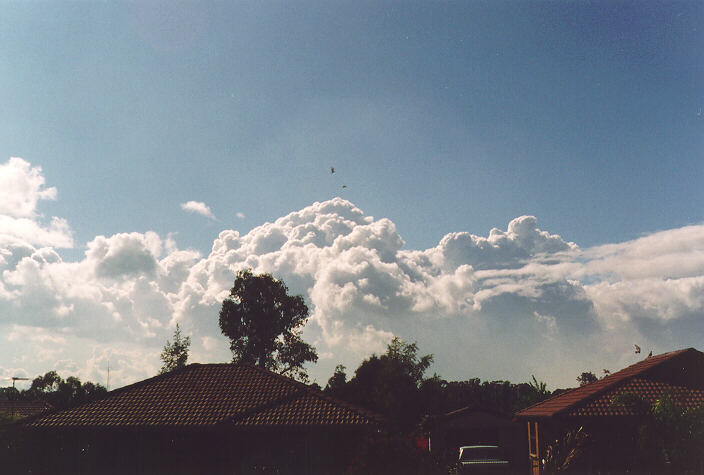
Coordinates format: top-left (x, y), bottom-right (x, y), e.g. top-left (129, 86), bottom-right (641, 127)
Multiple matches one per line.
top-left (241, 363), bottom-right (386, 423)
top-left (226, 387), bottom-right (309, 425)
top-left (302, 386), bottom-right (388, 424)
top-left (515, 348), bottom-right (696, 418)
top-left (551, 348), bottom-right (693, 416)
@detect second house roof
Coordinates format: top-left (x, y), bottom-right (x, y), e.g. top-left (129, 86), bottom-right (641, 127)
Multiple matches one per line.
top-left (27, 363), bottom-right (384, 429)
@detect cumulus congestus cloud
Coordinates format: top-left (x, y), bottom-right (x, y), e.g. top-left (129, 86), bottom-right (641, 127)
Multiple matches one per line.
top-left (1, 157), bottom-right (703, 388)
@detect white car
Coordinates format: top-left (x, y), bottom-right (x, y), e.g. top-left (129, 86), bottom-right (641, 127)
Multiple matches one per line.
top-left (458, 445), bottom-right (510, 473)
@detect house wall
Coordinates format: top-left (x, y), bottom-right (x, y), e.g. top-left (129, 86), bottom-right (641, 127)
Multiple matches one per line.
top-left (6, 426), bottom-right (374, 475)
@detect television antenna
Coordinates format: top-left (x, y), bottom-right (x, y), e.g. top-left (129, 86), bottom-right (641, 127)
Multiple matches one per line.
top-left (11, 376), bottom-right (30, 389)
top-left (3, 376), bottom-right (30, 389)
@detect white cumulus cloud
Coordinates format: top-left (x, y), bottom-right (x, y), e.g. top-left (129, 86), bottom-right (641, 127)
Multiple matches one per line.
top-left (1, 159), bottom-right (702, 389)
top-left (0, 157), bottom-right (57, 218)
top-left (0, 158), bottom-right (72, 249)
top-left (180, 200), bottom-right (216, 220)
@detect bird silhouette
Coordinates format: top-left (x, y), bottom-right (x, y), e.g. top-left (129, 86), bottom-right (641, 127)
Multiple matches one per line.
top-left (603, 369), bottom-right (611, 376)
top-left (342, 185), bottom-right (347, 188)
top-left (330, 167), bottom-right (335, 174)
top-left (634, 344), bottom-right (641, 354)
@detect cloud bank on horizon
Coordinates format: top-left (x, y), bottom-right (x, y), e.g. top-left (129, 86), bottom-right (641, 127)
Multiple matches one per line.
top-left (1, 157), bottom-right (703, 389)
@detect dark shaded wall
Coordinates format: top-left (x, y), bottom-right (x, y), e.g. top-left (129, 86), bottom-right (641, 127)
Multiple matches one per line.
top-left (4, 426), bottom-right (374, 474)
top-left (427, 412), bottom-right (526, 472)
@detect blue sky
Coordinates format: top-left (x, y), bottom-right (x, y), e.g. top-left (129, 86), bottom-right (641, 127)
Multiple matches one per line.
top-left (0, 1), bottom-right (702, 389)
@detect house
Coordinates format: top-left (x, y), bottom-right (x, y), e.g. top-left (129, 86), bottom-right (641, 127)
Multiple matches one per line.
top-left (0, 399), bottom-right (52, 420)
top-left (14, 363), bottom-right (385, 474)
top-left (422, 406), bottom-right (525, 469)
top-left (515, 347), bottom-right (704, 474)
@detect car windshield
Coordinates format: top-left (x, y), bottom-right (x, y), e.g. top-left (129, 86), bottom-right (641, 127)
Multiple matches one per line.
top-left (459, 447), bottom-right (506, 461)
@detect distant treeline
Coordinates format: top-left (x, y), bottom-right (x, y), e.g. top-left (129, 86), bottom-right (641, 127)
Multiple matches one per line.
top-left (323, 337), bottom-right (553, 430)
top-left (1, 371), bottom-right (107, 410)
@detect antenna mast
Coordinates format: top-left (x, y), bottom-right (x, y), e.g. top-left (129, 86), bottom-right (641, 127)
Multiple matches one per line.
top-left (11, 376), bottom-right (29, 389)
top-left (9, 377), bottom-right (29, 420)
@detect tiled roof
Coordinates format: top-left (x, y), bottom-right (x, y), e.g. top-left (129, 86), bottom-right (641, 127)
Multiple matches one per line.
top-left (27, 364), bottom-right (383, 429)
top-left (570, 378), bottom-right (704, 417)
top-left (0, 400), bottom-right (52, 419)
top-left (516, 348), bottom-right (702, 419)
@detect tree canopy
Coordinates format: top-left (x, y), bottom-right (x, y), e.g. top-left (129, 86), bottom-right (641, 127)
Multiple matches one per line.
top-left (218, 269), bottom-right (317, 381)
top-left (159, 323), bottom-right (191, 374)
top-left (577, 371), bottom-right (599, 386)
top-left (325, 337), bottom-right (433, 429)
top-left (326, 337), bottom-right (553, 430)
top-left (1, 371), bottom-right (107, 410)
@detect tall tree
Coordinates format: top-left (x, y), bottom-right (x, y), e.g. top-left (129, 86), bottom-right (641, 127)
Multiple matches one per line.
top-left (159, 323), bottom-right (191, 374)
top-left (336, 337), bottom-right (433, 429)
top-left (29, 370), bottom-right (62, 393)
top-left (325, 364), bottom-right (348, 394)
top-left (218, 269), bottom-right (317, 381)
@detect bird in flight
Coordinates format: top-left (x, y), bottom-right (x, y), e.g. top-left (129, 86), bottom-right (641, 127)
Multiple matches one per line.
top-left (342, 185), bottom-right (347, 188)
top-left (634, 344), bottom-right (641, 354)
top-left (330, 167), bottom-right (335, 174)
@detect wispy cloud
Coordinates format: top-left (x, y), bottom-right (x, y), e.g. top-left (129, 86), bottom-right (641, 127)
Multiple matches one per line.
top-left (180, 201), bottom-right (216, 220)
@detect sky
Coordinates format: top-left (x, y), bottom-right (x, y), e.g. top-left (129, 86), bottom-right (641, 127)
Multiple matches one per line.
top-left (0, 1), bottom-right (702, 391)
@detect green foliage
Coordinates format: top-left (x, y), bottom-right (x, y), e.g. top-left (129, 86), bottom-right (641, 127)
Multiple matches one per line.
top-left (552, 391), bottom-right (704, 472)
top-left (543, 426), bottom-right (589, 472)
top-left (219, 269), bottom-right (317, 382)
top-left (325, 364), bottom-right (347, 393)
top-left (530, 375), bottom-right (548, 395)
top-left (422, 377), bottom-right (552, 416)
top-left (30, 370), bottom-right (62, 393)
top-left (326, 337), bottom-right (433, 429)
top-left (385, 337), bottom-right (433, 386)
top-left (326, 338), bottom-right (553, 432)
top-left (159, 323), bottom-right (191, 374)
top-left (638, 392), bottom-right (704, 470)
top-left (0, 386), bottom-right (20, 401)
top-left (576, 371), bottom-right (598, 386)
top-left (9, 371), bottom-right (107, 409)
top-left (609, 391), bottom-right (650, 413)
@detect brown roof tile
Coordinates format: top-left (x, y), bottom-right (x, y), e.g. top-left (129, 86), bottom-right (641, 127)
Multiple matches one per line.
top-left (570, 378), bottom-right (704, 417)
top-left (27, 364), bottom-right (383, 429)
top-left (515, 348), bottom-right (702, 419)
